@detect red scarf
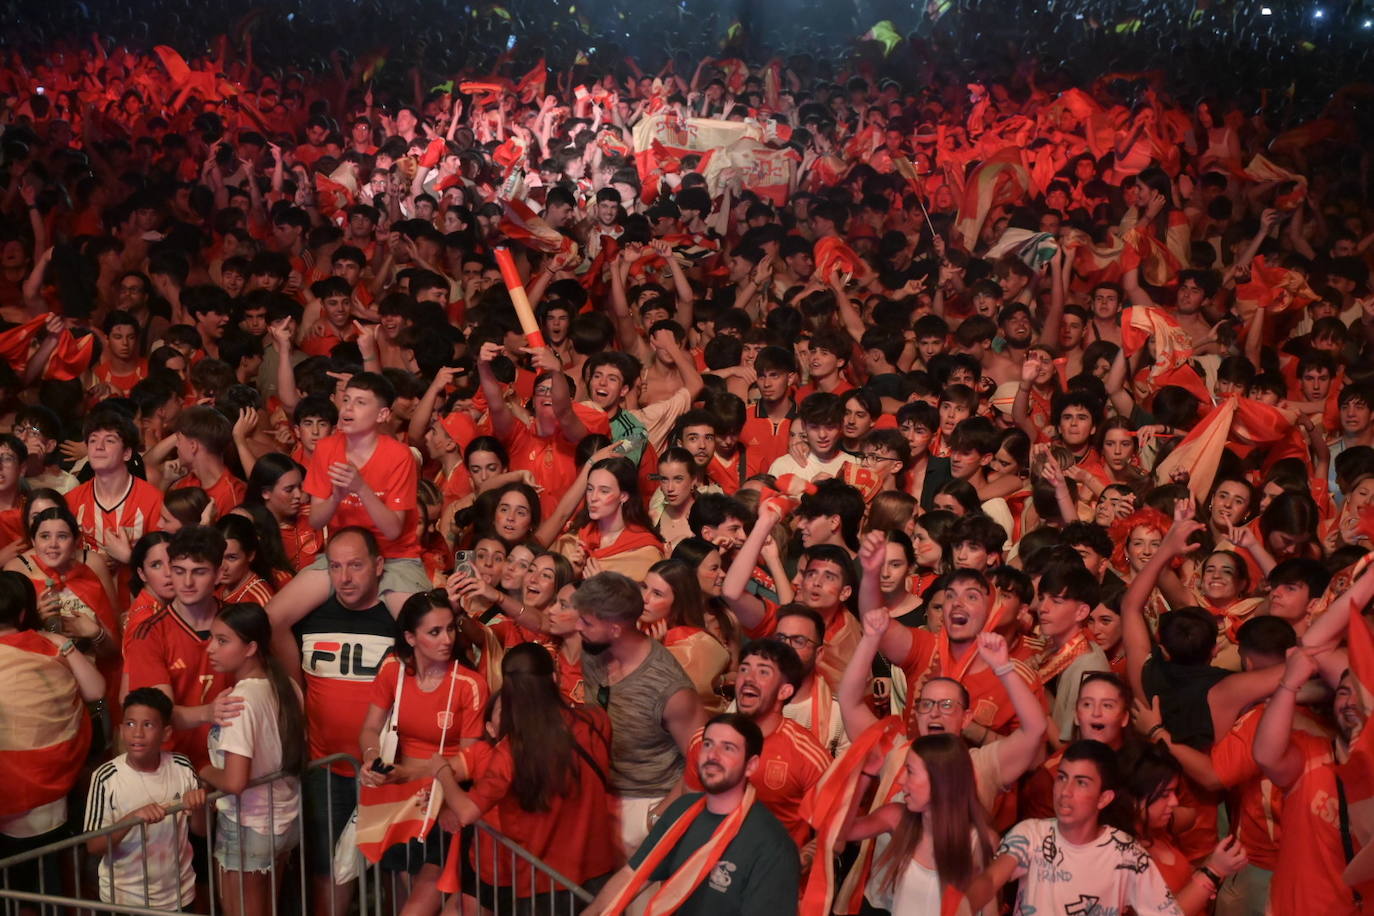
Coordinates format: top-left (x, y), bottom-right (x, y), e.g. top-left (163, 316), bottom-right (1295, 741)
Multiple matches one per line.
top-left (578, 523), bottom-right (662, 558)
top-left (602, 786), bottom-right (758, 915)
top-left (1034, 629), bottom-right (1094, 685)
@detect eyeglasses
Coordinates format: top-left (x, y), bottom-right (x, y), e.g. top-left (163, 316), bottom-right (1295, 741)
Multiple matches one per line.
top-left (533, 386), bottom-right (554, 396)
top-left (916, 698), bottom-right (964, 713)
top-left (770, 632), bottom-right (820, 650)
top-left (860, 453), bottom-right (900, 465)
top-left (12, 424), bottom-right (44, 438)
top-left (0, 453), bottom-right (18, 466)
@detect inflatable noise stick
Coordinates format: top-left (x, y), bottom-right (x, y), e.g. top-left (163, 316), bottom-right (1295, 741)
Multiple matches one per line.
top-left (493, 247), bottom-right (546, 348)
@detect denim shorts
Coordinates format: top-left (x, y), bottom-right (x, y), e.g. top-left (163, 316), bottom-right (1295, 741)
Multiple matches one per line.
top-left (213, 816), bottom-right (300, 873)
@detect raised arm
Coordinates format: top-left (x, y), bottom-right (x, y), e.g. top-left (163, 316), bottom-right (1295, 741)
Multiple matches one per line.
top-left (476, 342), bottom-right (517, 441)
top-left (977, 632), bottom-right (1049, 781)
top-left (720, 501), bottom-right (783, 630)
top-left (1122, 498), bottom-right (1204, 699)
top-left (857, 530), bottom-right (916, 664)
top-left (1252, 649), bottom-right (1314, 789)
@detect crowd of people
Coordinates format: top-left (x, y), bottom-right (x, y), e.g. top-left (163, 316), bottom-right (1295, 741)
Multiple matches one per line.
top-left (1, 17), bottom-right (1373, 916)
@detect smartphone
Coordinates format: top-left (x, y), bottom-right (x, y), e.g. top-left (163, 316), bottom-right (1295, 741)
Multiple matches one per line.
top-left (454, 549), bottom-right (477, 579)
top-left (370, 758), bottom-right (395, 775)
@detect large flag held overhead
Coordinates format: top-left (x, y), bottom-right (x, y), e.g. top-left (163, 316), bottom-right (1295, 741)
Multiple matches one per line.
top-left (953, 147), bottom-right (1030, 249)
top-left (1155, 396), bottom-right (1305, 502)
top-left (1120, 306), bottom-right (1211, 407)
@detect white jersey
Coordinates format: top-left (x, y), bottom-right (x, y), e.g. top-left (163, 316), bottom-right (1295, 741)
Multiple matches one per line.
top-left (998, 818), bottom-right (1183, 916)
top-left (84, 753), bottom-right (199, 908)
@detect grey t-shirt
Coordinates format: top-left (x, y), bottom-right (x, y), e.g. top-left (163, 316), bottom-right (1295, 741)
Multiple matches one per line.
top-left (583, 640), bottom-right (694, 797)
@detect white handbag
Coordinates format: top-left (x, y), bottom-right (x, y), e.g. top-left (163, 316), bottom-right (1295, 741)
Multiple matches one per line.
top-left (332, 660), bottom-right (406, 885)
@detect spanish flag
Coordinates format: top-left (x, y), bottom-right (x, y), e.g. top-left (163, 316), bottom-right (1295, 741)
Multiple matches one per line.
top-left (953, 147), bottom-right (1030, 249)
top-left (0, 632), bottom-right (92, 818)
top-left (355, 779), bottom-right (444, 864)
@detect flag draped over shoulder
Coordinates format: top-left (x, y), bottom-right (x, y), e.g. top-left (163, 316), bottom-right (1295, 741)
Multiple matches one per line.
top-left (0, 634), bottom-right (92, 818)
top-left (1120, 215), bottom-right (1189, 288)
top-left (1119, 306), bottom-right (1211, 406)
top-left (953, 147), bottom-right (1030, 249)
top-left (1155, 396), bottom-right (1304, 502)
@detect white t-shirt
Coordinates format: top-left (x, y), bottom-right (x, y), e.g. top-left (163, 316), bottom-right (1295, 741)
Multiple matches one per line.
top-left (998, 818), bottom-right (1183, 916)
top-left (767, 451), bottom-right (853, 484)
top-left (208, 677), bottom-right (300, 833)
top-left (84, 753), bottom-right (199, 908)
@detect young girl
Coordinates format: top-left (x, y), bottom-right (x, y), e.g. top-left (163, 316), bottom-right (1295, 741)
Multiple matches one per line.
top-left (569, 456), bottom-right (664, 579)
top-left (874, 531), bottom-right (924, 626)
top-left (125, 531), bottom-right (176, 633)
top-left (214, 516), bottom-right (277, 606)
top-left (202, 603), bottom-right (304, 916)
top-left (242, 453), bottom-right (317, 572)
top-left (1020, 672), bottom-right (1133, 819)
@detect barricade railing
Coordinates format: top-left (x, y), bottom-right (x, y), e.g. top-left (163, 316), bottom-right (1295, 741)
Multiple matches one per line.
top-left (0, 752), bottom-right (592, 916)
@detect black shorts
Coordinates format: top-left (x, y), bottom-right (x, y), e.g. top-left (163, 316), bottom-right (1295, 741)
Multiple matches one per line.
top-left (301, 768), bottom-right (357, 877)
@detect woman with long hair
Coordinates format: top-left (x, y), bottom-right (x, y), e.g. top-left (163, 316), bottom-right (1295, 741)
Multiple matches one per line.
top-left (125, 530), bottom-right (176, 633)
top-left (843, 734), bottom-right (995, 913)
top-left (1192, 548), bottom-right (1261, 670)
top-left (650, 446), bottom-right (704, 550)
top-left (201, 602), bottom-right (305, 916)
top-left (434, 643), bottom-right (619, 914)
top-left (1124, 744), bottom-right (1248, 914)
top-left (358, 591), bottom-right (488, 916)
top-left (563, 455), bottom-right (664, 579)
top-left (872, 530), bottom-right (924, 626)
top-left (672, 535), bottom-right (749, 664)
top-left (641, 557), bottom-right (731, 712)
top-left (214, 515), bottom-right (278, 606)
top-left (242, 452), bottom-right (317, 571)
top-left (1204, 475), bottom-right (1255, 546)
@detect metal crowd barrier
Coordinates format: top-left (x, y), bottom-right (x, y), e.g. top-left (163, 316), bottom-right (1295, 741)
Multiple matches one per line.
top-left (0, 753), bottom-right (593, 916)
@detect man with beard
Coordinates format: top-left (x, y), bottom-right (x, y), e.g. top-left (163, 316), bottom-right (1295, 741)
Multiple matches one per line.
top-left (723, 504), bottom-right (864, 693)
top-left (584, 714), bottom-right (800, 916)
top-left (761, 606), bottom-right (849, 757)
top-left (575, 571), bottom-right (703, 856)
top-left (1257, 646), bottom-right (1370, 912)
top-left (684, 640), bottom-right (830, 848)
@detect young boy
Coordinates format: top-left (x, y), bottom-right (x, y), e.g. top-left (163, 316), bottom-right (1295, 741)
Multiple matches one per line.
top-left (12, 405), bottom-right (78, 493)
top-left (301, 277), bottom-right (359, 357)
top-left (67, 408), bottom-right (165, 566)
top-left (796, 327), bottom-right (854, 400)
top-left (85, 687), bottom-right (206, 910)
top-left (1031, 565), bottom-right (1110, 742)
top-left (768, 392), bottom-right (854, 484)
top-left (270, 371), bottom-right (430, 622)
top-left (740, 345), bottom-right (798, 474)
top-left (158, 406), bottom-right (246, 519)
top-left (291, 395), bottom-right (338, 468)
top-left (967, 740), bottom-right (1183, 915)
top-left (932, 384), bottom-right (978, 459)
